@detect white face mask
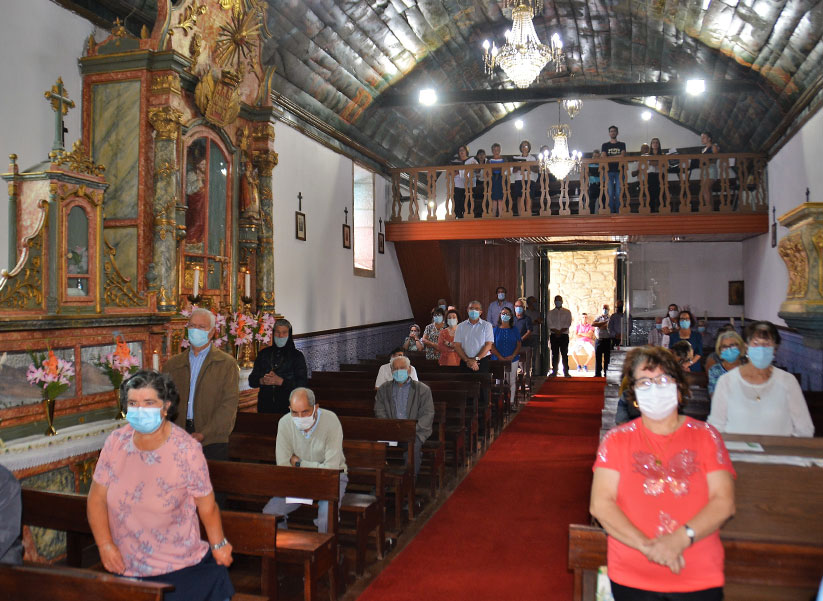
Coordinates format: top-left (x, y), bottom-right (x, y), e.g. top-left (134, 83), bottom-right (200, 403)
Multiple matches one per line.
top-left (635, 382), bottom-right (678, 421)
top-left (292, 407), bottom-right (316, 431)
top-left (447, 318), bottom-right (458, 327)
top-left (668, 310), bottom-right (679, 319)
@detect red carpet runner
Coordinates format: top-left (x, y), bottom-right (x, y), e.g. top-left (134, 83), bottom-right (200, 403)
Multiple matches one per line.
top-left (357, 378), bottom-right (605, 601)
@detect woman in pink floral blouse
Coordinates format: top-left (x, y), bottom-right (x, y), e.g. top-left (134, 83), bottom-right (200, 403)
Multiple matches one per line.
top-left (88, 371), bottom-right (234, 601)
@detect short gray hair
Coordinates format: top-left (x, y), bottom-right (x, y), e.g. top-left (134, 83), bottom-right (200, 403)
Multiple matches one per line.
top-left (467, 299), bottom-right (482, 309)
top-left (391, 355), bottom-right (411, 370)
top-left (289, 387), bottom-right (315, 407)
top-left (191, 307), bottom-right (215, 330)
top-left (274, 318), bottom-right (291, 331)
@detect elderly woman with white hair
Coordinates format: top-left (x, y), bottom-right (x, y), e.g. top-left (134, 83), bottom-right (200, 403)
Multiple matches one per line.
top-left (707, 330), bottom-right (745, 397)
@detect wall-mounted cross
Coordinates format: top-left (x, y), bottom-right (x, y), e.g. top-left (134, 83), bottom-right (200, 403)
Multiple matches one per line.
top-left (379, 218), bottom-right (383, 233)
top-left (344, 207), bottom-right (348, 224)
top-left (44, 77), bottom-right (75, 152)
top-left (297, 191), bottom-right (302, 211)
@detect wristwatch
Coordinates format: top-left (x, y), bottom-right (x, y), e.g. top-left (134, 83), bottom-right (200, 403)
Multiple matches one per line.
top-left (294, 459), bottom-right (301, 468)
top-left (683, 524), bottom-right (695, 546)
top-left (474, 356), bottom-right (480, 361)
top-left (212, 537), bottom-right (230, 551)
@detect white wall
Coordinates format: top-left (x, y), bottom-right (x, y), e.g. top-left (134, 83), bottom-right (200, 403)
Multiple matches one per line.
top-left (743, 108), bottom-right (823, 325)
top-left (628, 242), bottom-right (744, 319)
top-left (272, 125), bottom-right (412, 334)
top-left (0, 0), bottom-right (95, 269)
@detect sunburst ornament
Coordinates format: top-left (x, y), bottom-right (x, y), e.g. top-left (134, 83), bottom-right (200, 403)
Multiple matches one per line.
top-left (214, 6), bottom-right (262, 72)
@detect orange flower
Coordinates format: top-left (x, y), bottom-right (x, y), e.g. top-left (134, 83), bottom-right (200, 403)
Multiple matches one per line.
top-left (114, 339), bottom-right (132, 362)
top-left (44, 350), bottom-right (59, 377)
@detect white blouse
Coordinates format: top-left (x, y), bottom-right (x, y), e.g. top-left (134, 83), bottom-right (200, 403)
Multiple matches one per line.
top-left (708, 366), bottom-right (814, 437)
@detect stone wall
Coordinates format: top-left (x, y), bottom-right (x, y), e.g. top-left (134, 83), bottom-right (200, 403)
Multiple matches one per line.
top-left (547, 250), bottom-right (616, 319)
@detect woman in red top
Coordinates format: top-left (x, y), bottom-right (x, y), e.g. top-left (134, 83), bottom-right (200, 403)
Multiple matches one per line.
top-left (590, 346), bottom-right (736, 600)
top-left (437, 309), bottom-right (461, 366)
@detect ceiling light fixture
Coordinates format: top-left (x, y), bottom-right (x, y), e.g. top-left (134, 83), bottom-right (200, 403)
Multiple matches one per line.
top-left (418, 88), bottom-right (437, 105)
top-left (561, 98), bottom-right (582, 119)
top-left (540, 103), bottom-right (581, 180)
top-left (641, 110), bottom-right (652, 121)
top-left (482, 0), bottom-right (564, 88)
top-left (685, 79), bottom-right (706, 95)
top-left (515, 119), bottom-right (524, 130)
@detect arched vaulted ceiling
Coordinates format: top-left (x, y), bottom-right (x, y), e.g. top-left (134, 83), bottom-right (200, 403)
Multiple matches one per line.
top-left (61, 0), bottom-right (823, 167)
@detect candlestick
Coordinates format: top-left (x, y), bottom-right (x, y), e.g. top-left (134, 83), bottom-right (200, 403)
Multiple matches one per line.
top-left (152, 351), bottom-right (160, 371)
top-left (193, 266), bottom-right (201, 298)
top-left (244, 269), bottom-right (251, 299)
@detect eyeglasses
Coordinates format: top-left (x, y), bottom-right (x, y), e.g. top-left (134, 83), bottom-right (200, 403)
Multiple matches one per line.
top-left (634, 374), bottom-right (675, 390)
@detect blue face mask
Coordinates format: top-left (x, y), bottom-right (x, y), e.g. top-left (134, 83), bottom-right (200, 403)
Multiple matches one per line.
top-left (501, 314), bottom-right (511, 322)
top-left (719, 347), bottom-right (741, 363)
top-left (655, 323), bottom-right (662, 330)
top-left (433, 315), bottom-right (443, 324)
top-left (515, 306), bottom-right (524, 315)
top-left (392, 369), bottom-right (409, 384)
top-left (679, 320), bottom-right (691, 330)
top-left (468, 310), bottom-right (481, 320)
top-left (697, 326), bottom-right (706, 333)
top-left (127, 406), bottom-right (164, 434)
top-left (747, 346), bottom-right (774, 369)
top-left (439, 304), bottom-right (447, 311)
top-left (497, 292), bottom-right (505, 301)
top-left (187, 327), bottom-right (210, 348)
top-left (273, 336), bottom-right (288, 348)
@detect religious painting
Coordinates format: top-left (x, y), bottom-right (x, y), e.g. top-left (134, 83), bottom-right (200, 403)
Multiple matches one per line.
top-left (729, 280), bottom-right (744, 305)
top-left (185, 138), bottom-right (208, 253)
top-left (295, 211), bottom-right (306, 241)
top-left (342, 224), bottom-right (351, 249)
top-left (378, 233), bottom-right (385, 254)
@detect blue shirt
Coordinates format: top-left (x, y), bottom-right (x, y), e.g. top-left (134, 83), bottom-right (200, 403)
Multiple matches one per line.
top-left (391, 380), bottom-right (412, 419)
top-left (454, 319), bottom-right (494, 358)
top-left (492, 327), bottom-right (520, 361)
top-left (668, 330), bottom-right (704, 372)
top-left (187, 344), bottom-right (211, 420)
top-left (513, 314), bottom-right (533, 339)
top-left (487, 300), bottom-right (514, 327)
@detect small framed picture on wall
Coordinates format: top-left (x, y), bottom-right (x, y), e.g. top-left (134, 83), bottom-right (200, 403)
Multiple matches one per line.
top-left (342, 223), bottom-right (351, 249)
top-left (295, 211), bottom-right (306, 241)
top-left (378, 233), bottom-right (385, 254)
top-left (728, 280), bottom-right (744, 306)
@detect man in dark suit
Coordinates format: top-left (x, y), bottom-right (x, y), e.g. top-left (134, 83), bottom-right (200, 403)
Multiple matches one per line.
top-left (374, 355), bottom-right (434, 479)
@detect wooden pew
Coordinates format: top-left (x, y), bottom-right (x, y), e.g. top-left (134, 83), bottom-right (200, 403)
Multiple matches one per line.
top-left (207, 460), bottom-right (340, 601)
top-left (234, 413), bottom-right (418, 526)
top-left (0, 563), bottom-right (172, 601)
top-left (568, 524), bottom-right (823, 601)
top-left (228, 432), bottom-right (386, 576)
top-left (20, 487), bottom-right (277, 601)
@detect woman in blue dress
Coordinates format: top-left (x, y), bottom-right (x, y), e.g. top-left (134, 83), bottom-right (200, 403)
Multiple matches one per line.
top-left (491, 307), bottom-right (522, 409)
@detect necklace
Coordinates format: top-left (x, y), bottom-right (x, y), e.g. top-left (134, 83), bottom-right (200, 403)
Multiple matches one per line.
top-left (740, 367), bottom-right (772, 402)
top-left (639, 420), bottom-right (679, 466)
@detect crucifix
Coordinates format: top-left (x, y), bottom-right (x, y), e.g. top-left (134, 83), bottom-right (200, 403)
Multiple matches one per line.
top-left (379, 218), bottom-right (383, 233)
top-left (297, 191), bottom-right (302, 211)
top-left (344, 207), bottom-right (348, 224)
top-left (44, 77), bottom-right (75, 152)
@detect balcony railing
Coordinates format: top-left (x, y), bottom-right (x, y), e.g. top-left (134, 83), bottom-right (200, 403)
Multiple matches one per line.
top-left (389, 153), bottom-right (768, 222)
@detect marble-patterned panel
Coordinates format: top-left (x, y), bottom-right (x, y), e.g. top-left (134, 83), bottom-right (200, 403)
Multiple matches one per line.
top-left (92, 80), bottom-right (140, 220)
top-left (18, 181), bottom-right (51, 243)
top-left (103, 227), bottom-right (138, 286)
top-left (20, 466), bottom-right (75, 561)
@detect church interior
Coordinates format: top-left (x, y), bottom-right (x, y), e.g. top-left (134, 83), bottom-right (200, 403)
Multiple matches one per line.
top-left (1, 0), bottom-right (822, 599)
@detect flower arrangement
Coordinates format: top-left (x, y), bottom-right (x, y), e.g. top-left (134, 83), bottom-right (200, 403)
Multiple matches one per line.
top-left (95, 336), bottom-right (140, 391)
top-left (229, 311), bottom-right (255, 348)
top-left (255, 312), bottom-right (275, 346)
top-left (27, 348), bottom-right (75, 436)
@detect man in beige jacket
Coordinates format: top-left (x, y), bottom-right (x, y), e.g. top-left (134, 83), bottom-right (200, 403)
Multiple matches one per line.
top-left (163, 307), bottom-right (239, 461)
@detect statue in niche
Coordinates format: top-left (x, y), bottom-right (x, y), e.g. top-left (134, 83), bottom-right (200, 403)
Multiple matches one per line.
top-left (185, 140), bottom-right (207, 252)
top-left (239, 159), bottom-right (260, 220)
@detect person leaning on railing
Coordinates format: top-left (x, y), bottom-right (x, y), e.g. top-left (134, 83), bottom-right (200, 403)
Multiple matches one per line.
top-left (511, 140), bottom-right (538, 216)
top-left (453, 145), bottom-right (477, 219)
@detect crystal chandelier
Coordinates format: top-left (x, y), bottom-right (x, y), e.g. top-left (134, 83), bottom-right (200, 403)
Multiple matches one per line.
top-left (483, 0), bottom-right (565, 88)
top-left (562, 98), bottom-right (582, 119)
top-left (540, 122), bottom-right (581, 180)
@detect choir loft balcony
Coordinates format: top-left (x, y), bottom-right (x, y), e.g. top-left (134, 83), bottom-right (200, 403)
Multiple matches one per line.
top-left (386, 152), bottom-right (768, 242)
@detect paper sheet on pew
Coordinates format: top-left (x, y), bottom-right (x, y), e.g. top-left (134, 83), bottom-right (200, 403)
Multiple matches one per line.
top-left (724, 441), bottom-right (764, 452)
top-left (729, 452), bottom-right (823, 468)
top-left (378, 440), bottom-right (399, 447)
top-left (285, 497), bottom-right (314, 505)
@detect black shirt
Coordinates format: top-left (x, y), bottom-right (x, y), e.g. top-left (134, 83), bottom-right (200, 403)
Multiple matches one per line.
top-left (601, 141), bottom-right (626, 172)
top-left (248, 342), bottom-right (308, 414)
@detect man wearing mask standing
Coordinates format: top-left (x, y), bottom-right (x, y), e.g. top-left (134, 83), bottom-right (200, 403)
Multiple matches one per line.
top-left (547, 295), bottom-right (573, 377)
top-left (593, 304), bottom-right (612, 378)
top-left (608, 300), bottom-right (629, 349)
top-left (375, 356), bottom-right (434, 479)
top-left (263, 387), bottom-right (347, 532)
top-left (249, 318), bottom-right (308, 414)
top-left (164, 307), bottom-right (240, 462)
top-left (513, 298), bottom-right (534, 384)
top-left (487, 286), bottom-right (514, 328)
top-left (453, 300), bottom-right (494, 374)
top-left (661, 303), bottom-right (680, 348)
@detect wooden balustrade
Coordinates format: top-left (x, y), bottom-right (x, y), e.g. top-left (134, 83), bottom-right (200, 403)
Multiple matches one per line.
top-left (389, 153), bottom-right (768, 222)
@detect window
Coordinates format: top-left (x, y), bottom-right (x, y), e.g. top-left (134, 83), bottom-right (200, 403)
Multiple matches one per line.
top-left (66, 205), bottom-right (90, 298)
top-left (353, 163), bottom-right (375, 277)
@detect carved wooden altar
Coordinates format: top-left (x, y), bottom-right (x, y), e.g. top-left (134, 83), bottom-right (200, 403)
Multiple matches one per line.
top-left (0, 0), bottom-right (277, 493)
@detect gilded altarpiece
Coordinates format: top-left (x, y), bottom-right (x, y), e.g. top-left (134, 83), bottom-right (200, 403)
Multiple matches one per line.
top-left (0, 1), bottom-right (278, 538)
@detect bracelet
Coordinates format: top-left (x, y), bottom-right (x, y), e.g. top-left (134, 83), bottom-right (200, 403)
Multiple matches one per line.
top-left (212, 537), bottom-right (230, 551)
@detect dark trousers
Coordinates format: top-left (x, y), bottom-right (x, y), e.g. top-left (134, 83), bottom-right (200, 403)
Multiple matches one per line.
top-left (460, 356), bottom-right (491, 441)
top-left (454, 187), bottom-right (466, 218)
top-left (610, 581), bottom-right (723, 601)
top-left (648, 173), bottom-right (661, 212)
top-left (595, 338), bottom-right (612, 378)
top-left (588, 181), bottom-right (600, 213)
top-left (549, 333), bottom-right (569, 375)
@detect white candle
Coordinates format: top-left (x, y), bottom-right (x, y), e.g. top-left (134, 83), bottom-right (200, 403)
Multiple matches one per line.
top-left (193, 266), bottom-right (200, 297)
top-left (152, 351), bottom-right (160, 371)
top-left (244, 270), bottom-right (251, 298)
